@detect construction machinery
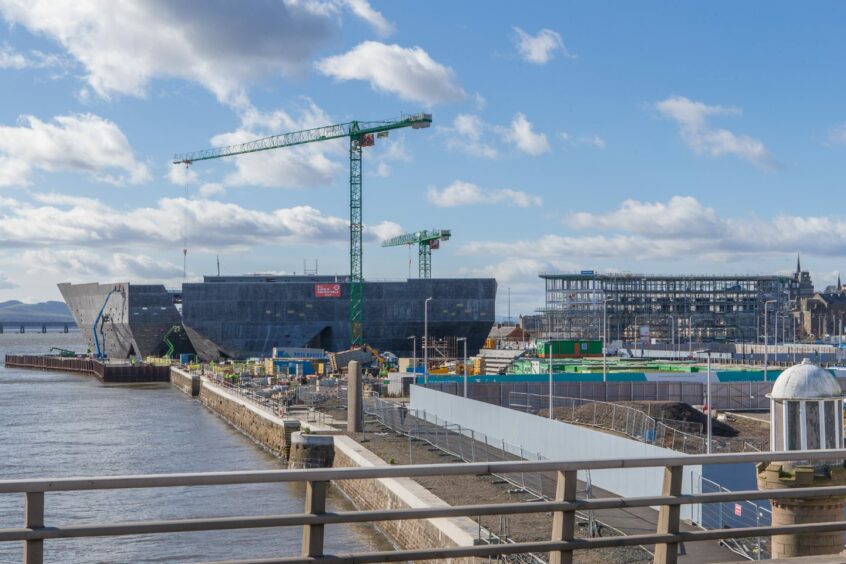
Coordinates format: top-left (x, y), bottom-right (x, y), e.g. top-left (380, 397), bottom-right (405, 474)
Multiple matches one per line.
top-left (50, 347), bottom-right (76, 358)
top-left (92, 284), bottom-right (125, 360)
top-left (161, 325), bottom-right (182, 359)
top-left (174, 113), bottom-right (433, 348)
top-left (381, 229), bottom-right (451, 279)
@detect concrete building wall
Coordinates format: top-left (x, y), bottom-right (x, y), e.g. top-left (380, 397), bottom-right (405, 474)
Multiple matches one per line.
top-left (410, 385), bottom-right (701, 521)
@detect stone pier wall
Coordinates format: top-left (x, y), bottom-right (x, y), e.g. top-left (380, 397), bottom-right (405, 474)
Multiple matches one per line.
top-left (171, 368), bottom-right (478, 561)
top-left (197, 379), bottom-right (290, 458)
top-left (170, 367), bottom-right (200, 396)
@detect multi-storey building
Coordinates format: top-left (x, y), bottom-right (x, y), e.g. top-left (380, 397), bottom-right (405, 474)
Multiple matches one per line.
top-left (533, 261), bottom-right (813, 343)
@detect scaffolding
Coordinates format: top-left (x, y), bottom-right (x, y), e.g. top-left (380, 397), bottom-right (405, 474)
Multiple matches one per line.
top-left (537, 272), bottom-right (801, 343)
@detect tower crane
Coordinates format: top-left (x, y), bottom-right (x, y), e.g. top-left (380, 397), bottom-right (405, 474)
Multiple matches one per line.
top-left (382, 229), bottom-right (451, 279)
top-left (174, 113), bottom-right (432, 347)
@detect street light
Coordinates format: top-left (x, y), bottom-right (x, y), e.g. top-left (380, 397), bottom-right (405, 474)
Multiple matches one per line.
top-left (602, 297), bottom-right (615, 385)
top-left (546, 306), bottom-right (554, 419)
top-left (696, 349), bottom-right (713, 454)
top-left (424, 297), bottom-right (433, 384)
top-left (764, 299), bottom-right (776, 381)
top-left (457, 337), bottom-right (468, 398)
top-left (407, 335), bottom-right (416, 378)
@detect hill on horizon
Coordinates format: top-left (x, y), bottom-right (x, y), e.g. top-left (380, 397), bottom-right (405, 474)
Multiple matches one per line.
top-left (0, 300), bottom-right (74, 323)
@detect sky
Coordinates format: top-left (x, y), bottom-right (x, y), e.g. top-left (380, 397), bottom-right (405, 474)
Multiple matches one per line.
top-left (1, 1), bottom-right (846, 316)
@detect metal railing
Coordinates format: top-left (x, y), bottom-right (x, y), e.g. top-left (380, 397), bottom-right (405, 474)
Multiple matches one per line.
top-left (365, 397), bottom-right (624, 561)
top-left (509, 392), bottom-right (764, 454)
top-left (5, 451), bottom-right (846, 563)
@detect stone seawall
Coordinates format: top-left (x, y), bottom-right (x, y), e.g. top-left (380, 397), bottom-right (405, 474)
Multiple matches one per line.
top-left (170, 367), bottom-right (200, 396)
top-left (197, 380), bottom-right (290, 458)
top-left (172, 369), bottom-right (478, 561)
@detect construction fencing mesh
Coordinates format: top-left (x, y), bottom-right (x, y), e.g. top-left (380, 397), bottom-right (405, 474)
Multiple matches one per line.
top-left (509, 392), bottom-right (764, 455)
top-left (364, 396), bottom-right (645, 562)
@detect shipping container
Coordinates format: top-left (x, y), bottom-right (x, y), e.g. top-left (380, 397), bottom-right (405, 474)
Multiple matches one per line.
top-left (536, 339), bottom-right (602, 359)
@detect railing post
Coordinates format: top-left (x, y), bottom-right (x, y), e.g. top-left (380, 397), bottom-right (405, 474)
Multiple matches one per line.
top-left (549, 469), bottom-right (577, 564)
top-left (654, 465), bottom-right (683, 564)
top-left (301, 480), bottom-right (328, 558)
top-left (24, 491), bottom-right (44, 564)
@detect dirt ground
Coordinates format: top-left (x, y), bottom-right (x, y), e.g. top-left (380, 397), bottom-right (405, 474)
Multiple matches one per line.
top-left (539, 401), bottom-right (771, 450)
top-left (345, 416), bottom-right (650, 564)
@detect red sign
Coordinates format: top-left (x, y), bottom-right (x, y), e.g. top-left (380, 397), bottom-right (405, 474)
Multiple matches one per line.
top-left (314, 283), bottom-right (341, 298)
top-left (734, 504), bottom-right (742, 517)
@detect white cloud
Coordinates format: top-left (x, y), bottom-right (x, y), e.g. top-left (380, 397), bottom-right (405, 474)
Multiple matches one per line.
top-left (502, 113), bottom-right (549, 155)
top-left (209, 101), bottom-right (344, 189)
top-left (828, 123), bottom-right (846, 146)
top-left (427, 180), bottom-right (541, 208)
top-left (0, 113), bottom-right (150, 187)
top-left (0, 44), bottom-right (69, 71)
top-left (512, 27), bottom-right (574, 64)
top-left (443, 114), bottom-right (498, 159)
top-left (0, 193), bottom-right (403, 251)
top-left (0, 273), bottom-right (17, 289)
top-left (462, 195), bottom-right (846, 264)
top-left (655, 96), bottom-right (774, 169)
top-left (22, 249), bottom-right (184, 281)
top-left (371, 136), bottom-right (412, 177)
top-left (560, 131), bottom-right (605, 149)
top-left (568, 196), bottom-right (724, 238)
top-left (0, 0), bottom-right (338, 104)
top-left (340, 0), bottom-right (394, 36)
top-left (167, 162), bottom-right (197, 186)
top-left (0, 44), bottom-right (26, 69)
top-left (315, 41), bottom-right (465, 105)
top-left (197, 183), bottom-right (225, 198)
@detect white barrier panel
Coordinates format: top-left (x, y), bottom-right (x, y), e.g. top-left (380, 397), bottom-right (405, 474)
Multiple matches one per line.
top-left (410, 385), bottom-right (701, 521)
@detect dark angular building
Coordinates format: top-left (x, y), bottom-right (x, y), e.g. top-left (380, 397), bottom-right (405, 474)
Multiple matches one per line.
top-left (181, 275), bottom-right (497, 360)
top-left (58, 282), bottom-right (189, 358)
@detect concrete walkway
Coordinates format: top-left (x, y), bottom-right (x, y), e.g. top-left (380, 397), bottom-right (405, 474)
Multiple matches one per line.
top-left (362, 400), bottom-right (743, 562)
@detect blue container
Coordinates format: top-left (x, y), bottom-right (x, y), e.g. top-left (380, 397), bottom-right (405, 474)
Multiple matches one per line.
top-left (179, 353), bottom-right (193, 365)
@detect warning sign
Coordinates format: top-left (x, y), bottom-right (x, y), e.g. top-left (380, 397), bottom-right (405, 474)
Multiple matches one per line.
top-left (314, 283), bottom-right (342, 298)
top-left (734, 504), bottom-right (742, 517)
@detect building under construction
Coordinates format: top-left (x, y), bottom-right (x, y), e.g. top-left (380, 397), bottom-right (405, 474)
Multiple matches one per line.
top-left (530, 262), bottom-right (814, 343)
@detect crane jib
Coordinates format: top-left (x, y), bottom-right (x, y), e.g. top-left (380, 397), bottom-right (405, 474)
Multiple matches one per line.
top-left (172, 113), bottom-right (433, 347)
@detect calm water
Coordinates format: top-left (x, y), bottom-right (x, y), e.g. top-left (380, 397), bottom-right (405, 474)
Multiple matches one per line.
top-left (0, 333), bottom-right (387, 563)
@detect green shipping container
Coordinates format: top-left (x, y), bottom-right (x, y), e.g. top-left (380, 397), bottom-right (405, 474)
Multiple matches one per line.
top-left (537, 339), bottom-right (602, 358)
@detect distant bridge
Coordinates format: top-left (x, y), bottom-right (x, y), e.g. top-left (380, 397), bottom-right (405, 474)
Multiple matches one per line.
top-left (0, 321), bottom-right (76, 334)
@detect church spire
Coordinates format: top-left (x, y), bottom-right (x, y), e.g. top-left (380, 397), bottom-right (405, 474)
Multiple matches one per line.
top-left (839, 273), bottom-right (842, 292)
top-left (796, 253), bottom-right (801, 274)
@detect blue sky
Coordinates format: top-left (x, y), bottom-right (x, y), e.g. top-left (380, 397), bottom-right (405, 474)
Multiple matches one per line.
top-left (1, 1), bottom-right (846, 315)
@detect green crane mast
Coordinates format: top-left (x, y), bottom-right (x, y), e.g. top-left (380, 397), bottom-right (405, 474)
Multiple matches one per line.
top-left (174, 113), bottom-right (432, 348)
top-left (381, 229), bottom-right (451, 279)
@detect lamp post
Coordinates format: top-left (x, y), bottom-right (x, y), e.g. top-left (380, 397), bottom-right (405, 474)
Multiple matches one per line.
top-left (424, 297), bottom-right (432, 384)
top-left (764, 299), bottom-right (776, 381)
top-left (546, 306), bottom-right (554, 418)
top-left (457, 337), bottom-right (468, 397)
top-left (695, 348), bottom-right (713, 453)
top-left (603, 298), bottom-right (614, 385)
top-left (407, 335), bottom-right (416, 378)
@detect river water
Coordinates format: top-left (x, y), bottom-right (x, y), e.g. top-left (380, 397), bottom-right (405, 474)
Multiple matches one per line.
top-left (0, 333), bottom-right (388, 563)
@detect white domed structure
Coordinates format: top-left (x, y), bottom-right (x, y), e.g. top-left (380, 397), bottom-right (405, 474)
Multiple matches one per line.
top-left (770, 359), bottom-right (842, 401)
top-left (767, 359), bottom-right (843, 453)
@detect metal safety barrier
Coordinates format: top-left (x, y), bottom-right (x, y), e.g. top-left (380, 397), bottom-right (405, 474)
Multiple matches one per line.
top-left (4, 450), bottom-right (846, 563)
